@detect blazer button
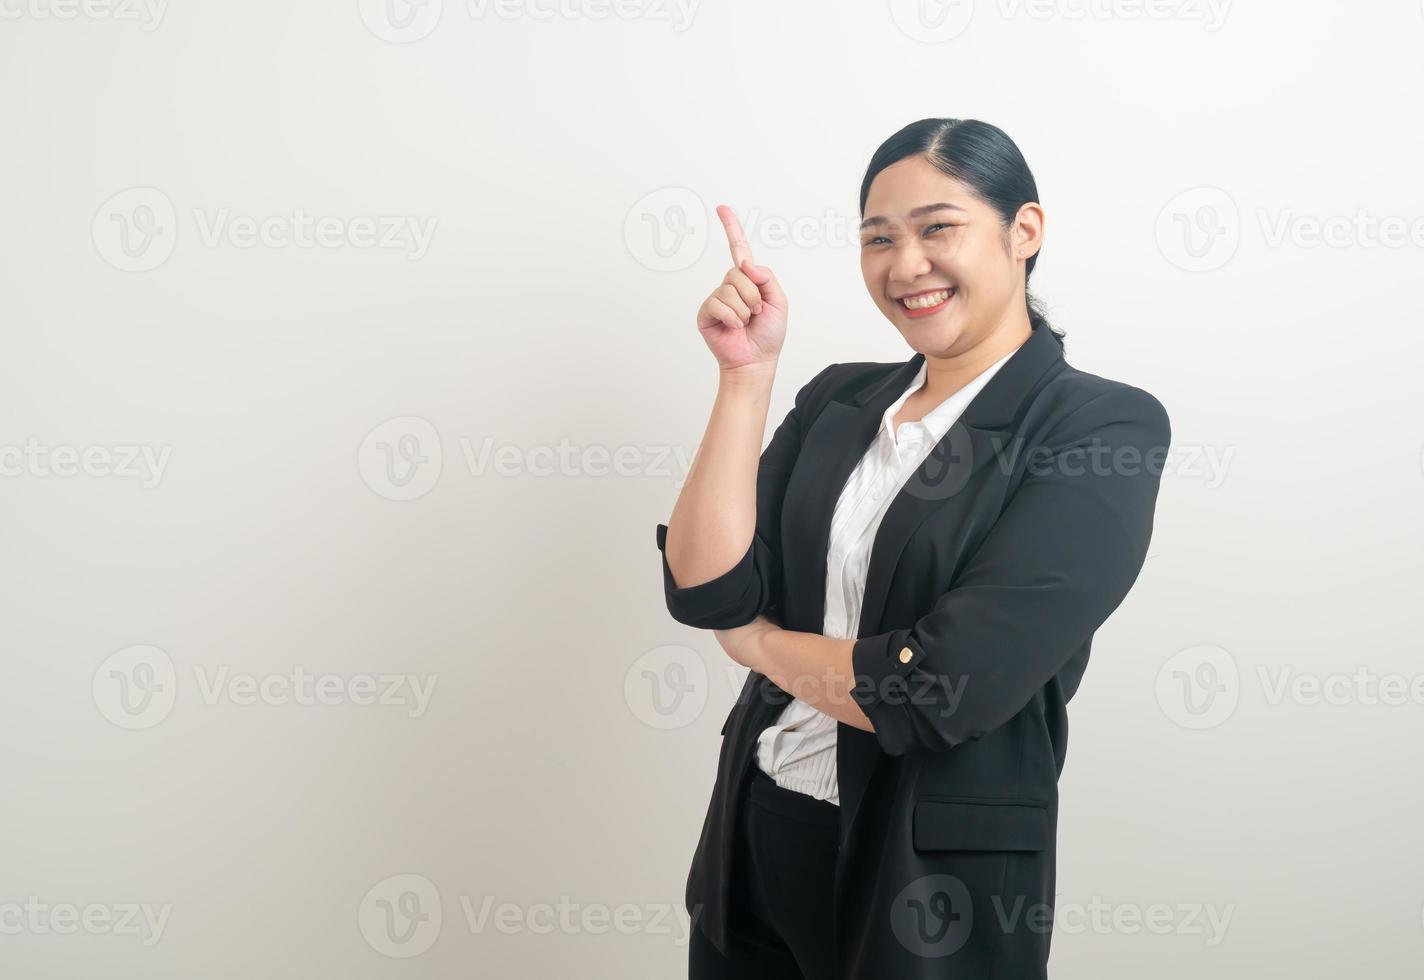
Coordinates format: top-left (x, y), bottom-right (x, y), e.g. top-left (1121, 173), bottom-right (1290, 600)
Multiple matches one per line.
top-left (898, 647), bottom-right (913, 664)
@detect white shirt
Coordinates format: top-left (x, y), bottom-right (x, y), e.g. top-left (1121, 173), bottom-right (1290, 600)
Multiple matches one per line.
top-left (753, 348), bottom-right (1017, 804)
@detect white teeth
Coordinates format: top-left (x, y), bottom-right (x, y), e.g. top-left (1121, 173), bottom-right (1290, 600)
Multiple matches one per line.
top-left (900, 289), bottom-right (953, 310)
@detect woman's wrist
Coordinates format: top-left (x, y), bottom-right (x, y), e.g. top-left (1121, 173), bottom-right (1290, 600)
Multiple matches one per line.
top-left (718, 361), bottom-right (778, 393)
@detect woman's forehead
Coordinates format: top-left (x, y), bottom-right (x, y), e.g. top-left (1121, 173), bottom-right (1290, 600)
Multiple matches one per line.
top-left (864, 161), bottom-right (977, 215)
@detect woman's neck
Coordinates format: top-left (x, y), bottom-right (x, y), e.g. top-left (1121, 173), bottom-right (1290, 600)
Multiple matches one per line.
top-left (920, 318), bottom-right (1032, 405)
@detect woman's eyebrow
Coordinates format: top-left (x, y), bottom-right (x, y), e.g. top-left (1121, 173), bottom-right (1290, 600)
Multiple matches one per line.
top-left (860, 202), bottom-right (967, 230)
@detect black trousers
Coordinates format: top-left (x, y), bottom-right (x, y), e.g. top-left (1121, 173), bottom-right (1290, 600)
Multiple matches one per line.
top-left (688, 765), bottom-right (840, 980)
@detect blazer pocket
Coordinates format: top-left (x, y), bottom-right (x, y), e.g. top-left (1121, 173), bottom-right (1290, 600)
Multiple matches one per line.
top-left (913, 798), bottom-right (1051, 852)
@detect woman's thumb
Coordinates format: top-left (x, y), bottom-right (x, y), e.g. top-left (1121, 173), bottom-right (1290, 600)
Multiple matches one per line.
top-left (740, 258), bottom-right (787, 307)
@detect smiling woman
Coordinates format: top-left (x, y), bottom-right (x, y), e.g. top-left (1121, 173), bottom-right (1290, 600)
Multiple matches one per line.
top-left (857, 123), bottom-right (1063, 360)
top-left (660, 117), bottom-right (1169, 980)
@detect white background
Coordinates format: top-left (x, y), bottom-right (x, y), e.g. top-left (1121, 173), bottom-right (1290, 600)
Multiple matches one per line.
top-left (2, 0), bottom-right (1422, 976)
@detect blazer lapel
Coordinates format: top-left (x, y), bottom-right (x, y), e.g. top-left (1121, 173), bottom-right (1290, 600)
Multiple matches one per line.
top-left (854, 323), bottom-right (1066, 640)
top-left (783, 357), bottom-right (924, 632)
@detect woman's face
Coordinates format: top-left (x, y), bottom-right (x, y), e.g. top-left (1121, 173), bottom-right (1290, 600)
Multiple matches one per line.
top-left (859, 155), bottom-right (1042, 358)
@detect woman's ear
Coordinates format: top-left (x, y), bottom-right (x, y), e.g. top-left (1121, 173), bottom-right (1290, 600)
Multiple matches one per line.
top-left (1012, 202), bottom-right (1045, 260)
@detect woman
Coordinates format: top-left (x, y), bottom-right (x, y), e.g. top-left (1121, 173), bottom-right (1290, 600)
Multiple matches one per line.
top-left (657, 117), bottom-right (1170, 979)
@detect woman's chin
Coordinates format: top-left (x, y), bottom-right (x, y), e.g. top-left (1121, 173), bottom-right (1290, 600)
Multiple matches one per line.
top-left (894, 314), bottom-right (965, 355)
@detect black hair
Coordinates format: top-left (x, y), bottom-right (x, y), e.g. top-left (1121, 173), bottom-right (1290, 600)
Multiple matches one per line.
top-left (858, 118), bottom-right (1066, 350)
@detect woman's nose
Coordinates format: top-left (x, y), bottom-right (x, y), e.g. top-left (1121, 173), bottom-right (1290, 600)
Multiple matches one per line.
top-left (889, 244), bottom-right (932, 283)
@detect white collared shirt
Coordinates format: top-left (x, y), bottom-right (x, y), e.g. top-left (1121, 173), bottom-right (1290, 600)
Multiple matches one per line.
top-left (753, 348), bottom-right (1017, 804)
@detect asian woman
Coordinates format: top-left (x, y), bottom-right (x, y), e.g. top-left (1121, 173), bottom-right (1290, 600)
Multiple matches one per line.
top-left (657, 116), bottom-right (1170, 980)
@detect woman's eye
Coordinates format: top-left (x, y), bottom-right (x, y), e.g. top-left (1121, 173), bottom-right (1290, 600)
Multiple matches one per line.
top-left (862, 225), bottom-right (957, 247)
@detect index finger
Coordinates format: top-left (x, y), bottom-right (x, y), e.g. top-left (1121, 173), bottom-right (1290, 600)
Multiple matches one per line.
top-left (716, 204), bottom-right (755, 269)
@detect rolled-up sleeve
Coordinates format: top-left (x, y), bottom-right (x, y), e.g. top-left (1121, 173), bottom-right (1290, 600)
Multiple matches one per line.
top-left (657, 363), bottom-right (837, 630)
top-left (849, 385), bottom-right (1172, 755)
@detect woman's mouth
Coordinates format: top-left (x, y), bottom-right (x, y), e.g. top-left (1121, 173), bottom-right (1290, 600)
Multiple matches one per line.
top-left (896, 288), bottom-right (956, 318)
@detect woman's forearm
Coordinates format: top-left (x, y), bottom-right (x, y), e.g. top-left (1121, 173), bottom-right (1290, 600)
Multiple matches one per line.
top-left (663, 366), bottom-right (778, 588)
top-left (754, 627), bottom-right (873, 732)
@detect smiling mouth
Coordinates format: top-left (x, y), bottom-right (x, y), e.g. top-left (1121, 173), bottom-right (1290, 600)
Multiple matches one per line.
top-left (896, 288), bottom-right (956, 316)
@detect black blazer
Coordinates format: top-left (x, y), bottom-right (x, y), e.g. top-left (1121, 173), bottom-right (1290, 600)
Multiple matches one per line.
top-left (655, 321), bottom-right (1170, 979)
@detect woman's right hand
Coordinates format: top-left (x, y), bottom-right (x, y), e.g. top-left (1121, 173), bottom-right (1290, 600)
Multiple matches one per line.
top-left (696, 204), bottom-right (788, 376)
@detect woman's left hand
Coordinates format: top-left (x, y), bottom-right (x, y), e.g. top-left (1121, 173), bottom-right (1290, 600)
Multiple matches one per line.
top-left (713, 614), bottom-right (779, 672)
